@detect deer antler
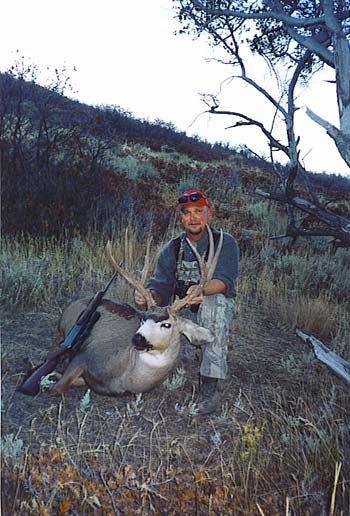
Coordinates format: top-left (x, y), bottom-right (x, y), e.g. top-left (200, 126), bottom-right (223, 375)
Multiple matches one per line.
top-left (106, 239), bottom-right (157, 309)
top-left (168, 225), bottom-right (223, 315)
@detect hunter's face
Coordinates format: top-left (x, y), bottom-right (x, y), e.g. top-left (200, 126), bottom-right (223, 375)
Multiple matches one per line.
top-left (180, 205), bottom-right (212, 241)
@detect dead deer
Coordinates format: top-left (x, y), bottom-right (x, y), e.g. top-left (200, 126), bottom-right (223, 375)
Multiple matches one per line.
top-left (50, 226), bottom-right (223, 396)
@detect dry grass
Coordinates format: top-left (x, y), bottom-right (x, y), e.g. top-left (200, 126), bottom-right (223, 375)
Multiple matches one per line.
top-left (2, 354), bottom-right (349, 515)
top-left (239, 240), bottom-right (349, 344)
top-left (0, 225), bottom-right (165, 309)
top-left (1, 222), bottom-right (349, 515)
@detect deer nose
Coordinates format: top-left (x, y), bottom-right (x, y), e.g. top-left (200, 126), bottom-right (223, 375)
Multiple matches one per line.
top-left (132, 333), bottom-right (152, 351)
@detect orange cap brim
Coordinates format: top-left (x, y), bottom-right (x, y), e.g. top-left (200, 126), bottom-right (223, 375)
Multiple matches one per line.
top-left (177, 198), bottom-right (211, 210)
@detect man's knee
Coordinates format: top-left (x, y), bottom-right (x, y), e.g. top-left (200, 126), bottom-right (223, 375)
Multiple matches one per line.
top-left (199, 294), bottom-right (236, 329)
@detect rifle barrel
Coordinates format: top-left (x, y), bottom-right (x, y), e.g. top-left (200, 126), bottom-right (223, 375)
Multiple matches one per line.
top-left (102, 271), bottom-right (118, 295)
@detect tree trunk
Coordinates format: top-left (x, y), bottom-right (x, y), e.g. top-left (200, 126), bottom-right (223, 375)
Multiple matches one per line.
top-left (309, 0), bottom-right (350, 168)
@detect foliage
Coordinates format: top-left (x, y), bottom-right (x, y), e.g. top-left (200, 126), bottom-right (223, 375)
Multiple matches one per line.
top-left (40, 373), bottom-right (57, 391)
top-left (2, 67), bottom-right (349, 239)
top-left (175, 0), bottom-right (350, 74)
top-left (0, 67), bottom-right (237, 236)
top-left (1, 434), bottom-right (27, 469)
top-left (163, 367), bottom-right (187, 390)
top-left (1, 214), bottom-right (349, 516)
top-left (1, 383), bottom-right (349, 515)
top-left (79, 389), bottom-right (92, 414)
top-left (126, 393), bottom-right (144, 417)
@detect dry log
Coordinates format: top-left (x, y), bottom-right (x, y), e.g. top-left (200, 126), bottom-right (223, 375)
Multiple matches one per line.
top-left (296, 329), bottom-right (350, 385)
top-left (256, 188), bottom-right (350, 247)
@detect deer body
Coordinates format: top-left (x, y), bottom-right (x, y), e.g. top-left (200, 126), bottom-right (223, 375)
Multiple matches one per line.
top-left (51, 298), bottom-right (213, 396)
top-left (51, 225), bottom-right (222, 398)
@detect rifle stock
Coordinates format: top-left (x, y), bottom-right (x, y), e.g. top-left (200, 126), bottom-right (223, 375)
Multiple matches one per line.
top-left (18, 347), bottom-right (68, 396)
top-left (18, 272), bottom-right (117, 396)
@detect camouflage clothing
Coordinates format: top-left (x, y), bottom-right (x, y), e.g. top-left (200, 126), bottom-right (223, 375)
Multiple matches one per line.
top-left (180, 294), bottom-right (236, 378)
top-left (198, 294), bottom-right (236, 378)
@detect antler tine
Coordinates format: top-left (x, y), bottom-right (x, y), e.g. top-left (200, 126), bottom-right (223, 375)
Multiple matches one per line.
top-left (124, 227), bottom-right (129, 272)
top-left (106, 240), bottom-right (156, 308)
top-left (206, 223), bottom-right (215, 265)
top-left (140, 237), bottom-right (152, 285)
top-left (168, 296), bottom-right (191, 315)
top-left (168, 226), bottom-right (223, 315)
top-left (206, 228), bottom-right (223, 282)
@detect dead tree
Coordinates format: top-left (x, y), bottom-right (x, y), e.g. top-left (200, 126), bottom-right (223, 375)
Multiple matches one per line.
top-left (174, 0), bottom-right (350, 247)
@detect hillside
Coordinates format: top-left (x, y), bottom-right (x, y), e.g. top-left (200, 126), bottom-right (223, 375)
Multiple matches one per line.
top-left (1, 71), bottom-right (349, 239)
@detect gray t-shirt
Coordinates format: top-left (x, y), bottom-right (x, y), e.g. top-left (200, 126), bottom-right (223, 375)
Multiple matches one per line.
top-left (147, 229), bottom-right (239, 306)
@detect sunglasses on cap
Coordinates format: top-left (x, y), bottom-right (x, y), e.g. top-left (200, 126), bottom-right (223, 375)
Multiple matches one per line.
top-left (178, 192), bottom-right (207, 204)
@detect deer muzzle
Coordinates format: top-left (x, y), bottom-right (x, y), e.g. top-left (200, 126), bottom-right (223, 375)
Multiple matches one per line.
top-left (132, 333), bottom-right (153, 351)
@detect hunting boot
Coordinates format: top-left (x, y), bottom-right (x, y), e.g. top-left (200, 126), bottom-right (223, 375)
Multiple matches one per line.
top-left (196, 376), bottom-right (220, 415)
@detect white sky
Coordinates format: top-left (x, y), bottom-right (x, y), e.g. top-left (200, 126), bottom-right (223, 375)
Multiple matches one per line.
top-left (1, 0), bottom-right (349, 176)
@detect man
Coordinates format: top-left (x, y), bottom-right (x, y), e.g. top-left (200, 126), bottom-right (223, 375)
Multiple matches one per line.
top-left (135, 189), bottom-right (239, 415)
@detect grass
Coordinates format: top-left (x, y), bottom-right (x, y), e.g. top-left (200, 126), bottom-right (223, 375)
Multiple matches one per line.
top-left (1, 218), bottom-right (349, 515)
top-left (2, 379), bottom-right (349, 515)
top-left (0, 225), bottom-right (165, 308)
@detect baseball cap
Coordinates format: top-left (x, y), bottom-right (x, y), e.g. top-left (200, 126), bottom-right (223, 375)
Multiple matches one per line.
top-left (177, 190), bottom-right (211, 210)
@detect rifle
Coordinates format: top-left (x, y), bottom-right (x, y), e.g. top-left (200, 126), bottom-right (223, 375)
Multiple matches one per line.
top-left (18, 272), bottom-right (118, 396)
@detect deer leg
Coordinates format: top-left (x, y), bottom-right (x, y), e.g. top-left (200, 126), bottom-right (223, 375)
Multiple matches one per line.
top-left (50, 364), bottom-right (85, 395)
top-left (52, 371), bottom-right (86, 387)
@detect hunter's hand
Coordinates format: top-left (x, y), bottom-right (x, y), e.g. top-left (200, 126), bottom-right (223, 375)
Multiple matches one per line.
top-left (134, 290), bottom-right (147, 307)
top-left (185, 284), bottom-right (203, 306)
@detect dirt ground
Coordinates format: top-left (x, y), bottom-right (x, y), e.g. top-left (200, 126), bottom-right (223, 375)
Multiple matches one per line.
top-left (1, 301), bottom-right (311, 446)
top-left (2, 301), bottom-right (348, 515)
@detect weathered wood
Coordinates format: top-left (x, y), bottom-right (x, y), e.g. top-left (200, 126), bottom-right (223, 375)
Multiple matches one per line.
top-left (296, 329), bottom-right (350, 385)
top-left (256, 188), bottom-right (350, 247)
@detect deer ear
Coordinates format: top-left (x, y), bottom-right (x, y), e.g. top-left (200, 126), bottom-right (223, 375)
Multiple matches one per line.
top-left (176, 317), bottom-right (214, 346)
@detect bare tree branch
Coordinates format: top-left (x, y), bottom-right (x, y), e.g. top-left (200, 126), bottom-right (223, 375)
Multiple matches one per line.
top-left (208, 107), bottom-right (290, 154)
top-left (296, 329), bottom-right (350, 385)
top-left (189, 0), bottom-right (327, 27)
top-left (175, 0), bottom-right (350, 247)
top-left (306, 108), bottom-right (350, 167)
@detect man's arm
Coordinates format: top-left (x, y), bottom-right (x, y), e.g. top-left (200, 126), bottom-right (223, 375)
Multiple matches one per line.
top-left (203, 278), bottom-right (226, 296)
top-left (211, 233), bottom-right (239, 298)
top-left (185, 279), bottom-right (226, 306)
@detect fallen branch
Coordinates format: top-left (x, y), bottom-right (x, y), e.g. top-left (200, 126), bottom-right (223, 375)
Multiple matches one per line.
top-left (296, 329), bottom-right (350, 385)
top-left (256, 188), bottom-right (350, 247)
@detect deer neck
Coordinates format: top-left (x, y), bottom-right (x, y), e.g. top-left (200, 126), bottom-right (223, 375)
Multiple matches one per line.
top-left (138, 341), bottom-right (180, 369)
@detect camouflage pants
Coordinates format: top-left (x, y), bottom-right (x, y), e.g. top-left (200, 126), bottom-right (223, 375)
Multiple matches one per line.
top-left (181, 294), bottom-right (236, 379)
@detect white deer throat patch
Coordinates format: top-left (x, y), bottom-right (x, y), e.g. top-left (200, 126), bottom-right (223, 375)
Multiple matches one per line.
top-left (139, 350), bottom-right (173, 368)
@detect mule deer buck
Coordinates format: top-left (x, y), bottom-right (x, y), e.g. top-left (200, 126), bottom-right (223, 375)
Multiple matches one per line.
top-left (50, 226), bottom-right (223, 396)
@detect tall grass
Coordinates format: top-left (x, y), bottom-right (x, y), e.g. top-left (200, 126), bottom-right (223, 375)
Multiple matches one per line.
top-left (0, 225), bottom-right (165, 308)
top-left (237, 221), bottom-right (350, 344)
top-left (2, 215), bottom-right (349, 339)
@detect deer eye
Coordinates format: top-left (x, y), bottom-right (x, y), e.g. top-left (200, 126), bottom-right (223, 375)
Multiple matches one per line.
top-left (161, 322), bottom-right (172, 329)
